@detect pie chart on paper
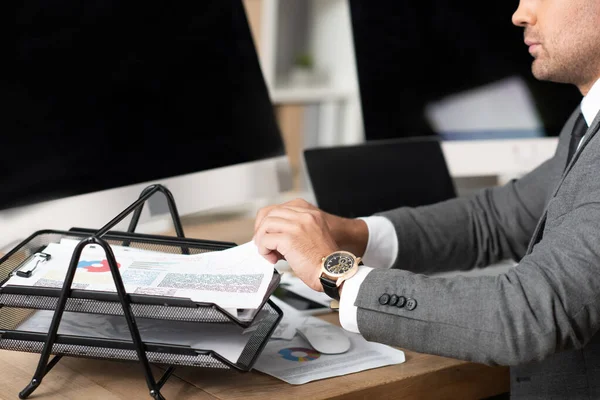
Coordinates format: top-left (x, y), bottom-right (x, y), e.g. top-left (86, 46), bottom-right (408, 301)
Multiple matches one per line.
top-left (278, 347), bottom-right (321, 362)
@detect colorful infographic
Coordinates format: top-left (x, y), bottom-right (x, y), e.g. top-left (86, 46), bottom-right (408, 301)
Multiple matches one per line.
top-left (77, 259), bottom-right (121, 273)
top-left (278, 347), bottom-right (321, 362)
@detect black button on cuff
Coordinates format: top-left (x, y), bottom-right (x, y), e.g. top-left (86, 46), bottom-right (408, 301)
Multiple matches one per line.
top-left (406, 298), bottom-right (417, 311)
top-left (389, 294), bottom-right (399, 306)
top-left (378, 293), bottom-right (391, 305)
top-left (396, 296), bottom-right (407, 308)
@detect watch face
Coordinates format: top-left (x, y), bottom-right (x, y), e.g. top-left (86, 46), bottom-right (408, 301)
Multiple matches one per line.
top-left (323, 252), bottom-right (356, 276)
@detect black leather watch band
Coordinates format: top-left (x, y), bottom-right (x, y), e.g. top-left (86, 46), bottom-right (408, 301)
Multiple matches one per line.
top-left (320, 276), bottom-right (340, 300)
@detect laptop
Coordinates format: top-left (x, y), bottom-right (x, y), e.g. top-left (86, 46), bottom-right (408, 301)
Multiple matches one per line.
top-left (303, 136), bottom-right (457, 218)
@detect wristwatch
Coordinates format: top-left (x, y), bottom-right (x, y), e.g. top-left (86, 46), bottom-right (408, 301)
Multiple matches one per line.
top-left (319, 250), bottom-right (361, 301)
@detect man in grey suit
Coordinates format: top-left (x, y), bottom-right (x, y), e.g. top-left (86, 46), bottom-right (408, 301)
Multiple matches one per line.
top-left (253, 0), bottom-right (600, 398)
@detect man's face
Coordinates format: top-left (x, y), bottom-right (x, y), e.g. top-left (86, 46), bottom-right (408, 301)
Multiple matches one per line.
top-left (512, 0), bottom-right (600, 93)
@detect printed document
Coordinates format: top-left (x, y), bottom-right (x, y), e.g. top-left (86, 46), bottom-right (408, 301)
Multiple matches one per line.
top-left (3, 240), bottom-right (275, 309)
top-left (268, 295), bottom-right (308, 340)
top-left (254, 316), bottom-right (405, 384)
top-left (18, 310), bottom-right (251, 363)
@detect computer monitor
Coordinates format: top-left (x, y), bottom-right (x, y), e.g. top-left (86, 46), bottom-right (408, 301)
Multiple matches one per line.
top-left (2, 0), bottom-right (289, 248)
top-left (347, 0), bottom-right (581, 140)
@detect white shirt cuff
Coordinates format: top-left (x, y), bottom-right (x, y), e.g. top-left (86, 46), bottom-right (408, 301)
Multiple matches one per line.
top-left (358, 216), bottom-right (398, 269)
top-left (339, 266), bottom-right (373, 334)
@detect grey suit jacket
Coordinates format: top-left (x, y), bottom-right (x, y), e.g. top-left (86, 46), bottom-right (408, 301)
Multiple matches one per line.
top-left (356, 107), bottom-right (600, 399)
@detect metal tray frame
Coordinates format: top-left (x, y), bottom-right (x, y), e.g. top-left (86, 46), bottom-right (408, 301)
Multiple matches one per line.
top-left (0, 184), bottom-right (282, 400)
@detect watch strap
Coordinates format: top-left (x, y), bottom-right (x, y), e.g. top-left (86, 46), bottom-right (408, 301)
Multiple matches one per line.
top-left (320, 276), bottom-right (340, 300)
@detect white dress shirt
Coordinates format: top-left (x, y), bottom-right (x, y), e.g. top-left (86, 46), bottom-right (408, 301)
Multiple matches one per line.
top-left (339, 77), bottom-right (600, 334)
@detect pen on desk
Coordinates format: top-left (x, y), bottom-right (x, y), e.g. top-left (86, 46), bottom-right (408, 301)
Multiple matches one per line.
top-left (16, 252), bottom-right (51, 278)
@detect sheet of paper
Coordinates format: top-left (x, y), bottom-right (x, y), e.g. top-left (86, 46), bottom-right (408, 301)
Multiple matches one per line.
top-left (59, 238), bottom-right (164, 255)
top-left (58, 238), bottom-right (208, 260)
top-left (18, 310), bottom-right (249, 363)
top-left (253, 316), bottom-right (405, 384)
top-left (268, 295), bottom-right (308, 340)
top-left (4, 240), bottom-right (275, 309)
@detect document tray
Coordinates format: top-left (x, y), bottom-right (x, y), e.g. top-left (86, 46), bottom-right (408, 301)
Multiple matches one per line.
top-left (0, 184), bottom-right (283, 400)
top-left (0, 303), bottom-right (280, 371)
top-left (0, 229), bottom-right (280, 327)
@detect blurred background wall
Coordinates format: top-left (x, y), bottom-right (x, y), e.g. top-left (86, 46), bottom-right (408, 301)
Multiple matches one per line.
top-left (242, 0), bottom-right (579, 198)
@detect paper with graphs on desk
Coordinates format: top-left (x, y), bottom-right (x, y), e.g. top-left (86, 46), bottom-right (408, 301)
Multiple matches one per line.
top-left (254, 316), bottom-right (406, 384)
top-left (3, 240), bottom-right (275, 310)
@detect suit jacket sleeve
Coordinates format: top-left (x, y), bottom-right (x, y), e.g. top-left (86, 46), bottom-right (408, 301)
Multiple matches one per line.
top-left (376, 141), bottom-right (564, 274)
top-left (357, 113), bottom-right (600, 366)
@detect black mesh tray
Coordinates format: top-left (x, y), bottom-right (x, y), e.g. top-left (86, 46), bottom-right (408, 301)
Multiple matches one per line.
top-left (0, 229), bottom-right (281, 328)
top-left (0, 185), bottom-right (283, 399)
top-left (0, 301), bottom-right (281, 371)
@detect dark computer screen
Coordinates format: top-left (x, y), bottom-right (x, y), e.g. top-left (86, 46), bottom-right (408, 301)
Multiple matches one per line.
top-left (348, 0), bottom-right (581, 140)
top-left (5, 0), bottom-right (284, 210)
top-left (304, 136), bottom-right (456, 218)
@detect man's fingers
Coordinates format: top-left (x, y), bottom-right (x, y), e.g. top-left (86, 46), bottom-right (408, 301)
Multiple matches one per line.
top-left (254, 216), bottom-right (298, 248)
top-left (283, 198), bottom-right (314, 209)
top-left (254, 205), bottom-right (275, 232)
top-left (280, 206), bottom-right (322, 222)
top-left (255, 197), bottom-right (319, 230)
top-left (254, 200), bottom-right (313, 232)
top-left (262, 206), bottom-right (319, 225)
top-left (255, 204), bottom-right (297, 232)
top-left (280, 205), bottom-right (316, 213)
top-left (255, 207), bottom-right (303, 235)
top-left (261, 250), bottom-right (282, 265)
top-left (255, 232), bottom-right (289, 261)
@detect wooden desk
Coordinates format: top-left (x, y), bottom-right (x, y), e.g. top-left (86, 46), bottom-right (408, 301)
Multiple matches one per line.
top-left (0, 213), bottom-right (509, 399)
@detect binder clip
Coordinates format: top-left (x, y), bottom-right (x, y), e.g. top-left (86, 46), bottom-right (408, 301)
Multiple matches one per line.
top-left (16, 252), bottom-right (51, 278)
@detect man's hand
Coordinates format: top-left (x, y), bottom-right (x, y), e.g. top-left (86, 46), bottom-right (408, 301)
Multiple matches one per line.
top-left (254, 198), bottom-right (369, 258)
top-left (253, 200), bottom-right (340, 292)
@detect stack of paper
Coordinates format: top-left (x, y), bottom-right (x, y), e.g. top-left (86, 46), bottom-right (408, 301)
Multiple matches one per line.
top-left (18, 309), bottom-right (254, 364)
top-left (3, 238), bottom-right (277, 311)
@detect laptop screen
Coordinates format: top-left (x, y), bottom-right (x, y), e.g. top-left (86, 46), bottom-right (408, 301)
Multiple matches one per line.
top-left (304, 137), bottom-right (456, 218)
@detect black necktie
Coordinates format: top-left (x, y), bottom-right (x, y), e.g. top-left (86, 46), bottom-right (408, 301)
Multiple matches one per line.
top-left (565, 112), bottom-right (588, 168)
top-left (534, 112), bottom-right (588, 248)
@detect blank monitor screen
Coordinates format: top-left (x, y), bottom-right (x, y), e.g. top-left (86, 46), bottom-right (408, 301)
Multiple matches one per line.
top-left (348, 0), bottom-right (581, 140)
top-left (5, 0), bottom-right (284, 211)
